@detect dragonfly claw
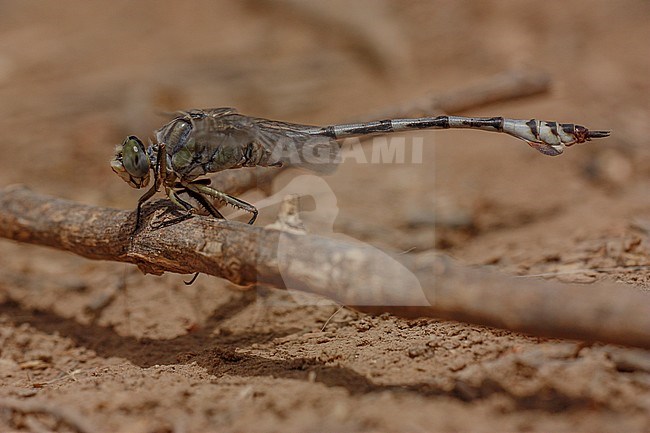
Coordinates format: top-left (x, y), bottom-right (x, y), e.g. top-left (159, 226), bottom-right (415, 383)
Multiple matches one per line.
top-left (587, 130), bottom-right (611, 139)
top-left (571, 125), bottom-right (611, 144)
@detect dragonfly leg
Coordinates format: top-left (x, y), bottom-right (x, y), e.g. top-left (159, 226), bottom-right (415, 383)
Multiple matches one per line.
top-left (161, 187), bottom-right (214, 284)
top-left (177, 185), bottom-right (235, 286)
top-left (183, 188), bottom-right (226, 220)
top-left (135, 180), bottom-right (160, 231)
top-left (186, 182), bottom-right (258, 224)
top-left (150, 188), bottom-right (196, 229)
top-left (177, 188), bottom-right (226, 286)
top-left (134, 141), bottom-right (168, 231)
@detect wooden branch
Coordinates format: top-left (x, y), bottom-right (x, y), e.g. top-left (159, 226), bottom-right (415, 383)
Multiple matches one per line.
top-left (1, 185), bottom-right (649, 350)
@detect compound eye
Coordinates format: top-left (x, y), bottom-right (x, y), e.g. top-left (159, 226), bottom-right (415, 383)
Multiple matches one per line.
top-left (122, 136), bottom-right (150, 177)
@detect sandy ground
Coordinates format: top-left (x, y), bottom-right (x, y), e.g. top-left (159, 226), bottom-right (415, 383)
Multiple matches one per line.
top-left (0, 1), bottom-right (649, 432)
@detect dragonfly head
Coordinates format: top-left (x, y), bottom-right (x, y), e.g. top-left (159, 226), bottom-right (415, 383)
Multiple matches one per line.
top-left (111, 136), bottom-right (151, 189)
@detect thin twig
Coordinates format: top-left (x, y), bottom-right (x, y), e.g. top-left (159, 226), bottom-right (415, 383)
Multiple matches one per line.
top-left (367, 69), bottom-right (551, 118)
top-left (321, 304), bottom-right (346, 332)
top-left (1, 186), bottom-right (648, 350)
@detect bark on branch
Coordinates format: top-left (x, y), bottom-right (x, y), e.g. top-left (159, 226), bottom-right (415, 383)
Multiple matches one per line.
top-left (1, 185), bottom-right (648, 350)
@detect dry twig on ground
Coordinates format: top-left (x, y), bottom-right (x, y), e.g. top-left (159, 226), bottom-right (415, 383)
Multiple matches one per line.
top-left (0, 186), bottom-right (648, 350)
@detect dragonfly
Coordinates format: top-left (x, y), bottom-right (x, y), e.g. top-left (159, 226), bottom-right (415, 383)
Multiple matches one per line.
top-left (111, 108), bottom-right (610, 229)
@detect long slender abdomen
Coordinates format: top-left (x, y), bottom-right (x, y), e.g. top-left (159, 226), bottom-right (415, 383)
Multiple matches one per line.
top-left (321, 116), bottom-right (505, 138)
top-left (316, 115), bottom-right (608, 156)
